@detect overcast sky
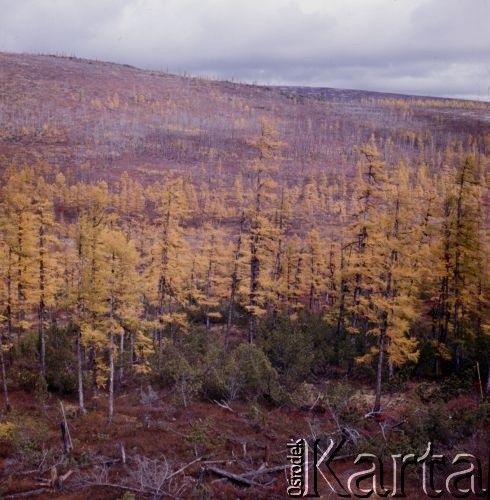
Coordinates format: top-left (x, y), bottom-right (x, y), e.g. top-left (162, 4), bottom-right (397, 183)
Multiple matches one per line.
top-left (1, 0), bottom-right (489, 101)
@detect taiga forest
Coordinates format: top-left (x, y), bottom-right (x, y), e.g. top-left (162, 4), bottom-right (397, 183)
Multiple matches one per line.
top-left (0, 52), bottom-right (489, 498)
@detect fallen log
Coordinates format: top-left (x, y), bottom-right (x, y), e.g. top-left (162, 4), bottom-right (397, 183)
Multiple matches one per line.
top-left (205, 466), bottom-right (266, 487)
top-left (5, 488), bottom-right (51, 499)
top-left (240, 464), bottom-right (290, 477)
top-left (83, 482), bottom-right (143, 495)
top-left (241, 454), bottom-right (357, 478)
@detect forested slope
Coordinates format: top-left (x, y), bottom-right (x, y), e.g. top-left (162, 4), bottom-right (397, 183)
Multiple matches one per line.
top-left (0, 52), bottom-right (488, 498)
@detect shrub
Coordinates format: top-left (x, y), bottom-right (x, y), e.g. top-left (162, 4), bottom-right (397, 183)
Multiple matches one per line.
top-left (226, 343), bottom-right (281, 401)
top-left (200, 361), bottom-right (230, 401)
top-left (45, 325), bottom-right (78, 393)
top-left (154, 340), bottom-right (193, 387)
top-left (153, 339), bottom-right (202, 406)
top-left (260, 315), bottom-right (315, 384)
top-left (185, 418), bottom-right (213, 456)
top-left (417, 371), bottom-right (476, 403)
top-left (403, 402), bottom-right (455, 451)
top-left (14, 327), bottom-right (78, 394)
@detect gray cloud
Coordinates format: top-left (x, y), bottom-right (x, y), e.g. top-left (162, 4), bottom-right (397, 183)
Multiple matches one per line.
top-left (0, 0), bottom-right (489, 100)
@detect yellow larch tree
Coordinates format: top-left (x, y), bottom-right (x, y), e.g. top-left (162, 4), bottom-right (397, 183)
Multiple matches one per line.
top-left (32, 176), bottom-right (60, 378)
top-left (348, 143), bottom-right (419, 412)
top-left (245, 117), bottom-right (284, 343)
top-left (1, 167), bottom-right (38, 343)
top-left (100, 226), bottom-right (143, 423)
top-left (70, 181), bottom-right (111, 413)
top-left (146, 178), bottom-right (190, 361)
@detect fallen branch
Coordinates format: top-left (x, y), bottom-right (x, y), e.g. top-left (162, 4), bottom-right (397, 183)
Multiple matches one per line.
top-left (241, 464), bottom-right (289, 477)
top-left (99, 458), bottom-right (121, 466)
top-left (119, 442), bottom-right (126, 465)
top-left (364, 409), bottom-right (382, 419)
top-left (240, 453), bottom-right (357, 479)
top-left (205, 466), bottom-right (266, 487)
top-left (379, 421), bottom-right (387, 442)
top-left (82, 482), bottom-right (143, 495)
top-left (309, 393), bottom-right (321, 412)
top-left (166, 456), bottom-right (202, 481)
top-left (390, 420), bottom-right (406, 430)
top-left (201, 459), bottom-right (233, 465)
top-left (34, 467), bottom-right (74, 490)
top-left (59, 401), bottom-right (73, 454)
top-left (14, 469), bottom-right (39, 477)
top-left (58, 469), bottom-right (74, 488)
top-left (213, 400), bottom-right (235, 412)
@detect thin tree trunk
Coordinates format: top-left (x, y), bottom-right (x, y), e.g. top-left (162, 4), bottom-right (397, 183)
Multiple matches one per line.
top-left (119, 331), bottom-right (124, 383)
top-left (108, 331), bottom-right (114, 423)
top-left (205, 259), bottom-right (212, 333)
top-left (270, 194), bottom-right (284, 322)
top-left (336, 245), bottom-right (347, 338)
top-left (17, 215), bottom-right (26, 342)
top-left (108, 251), bottom-right (116, 424)
top-left (440, 199), bottom-right (451, 345)
top-left (76, 226), bottom-right (86, 414)
top-left (374, 315), bottom-right (387, 413)
top-left (77, 327), bottom-right (85, 414)
top-left (374, 194), bottom-right (398, 412)
top-left (486, 359), bottom-right (490, 395)
top-left (452, 160), bottom-right (466, 373)
top-left (0, 332), bottom-right (11, 411)
top-left (130, 331), bottom-right (135, 368)
top-left (248, 235), bottom-right (259, 344)
top-left (308, 240), bottom-right (314, 312)
top-left (292, 254), bottom-right (303, 312)
top-left (6, 248), bottom-right (13, 366)
top-left (91, 348), bottom-right (98, 398)
top-left (156, 211), bottom-right (170, 369)
top-left (248, 170), bottom-right (263, 345)
top-left (39, 303), bottom-right (46, 377)
top-left (38, 215), bottom-right (46, 378)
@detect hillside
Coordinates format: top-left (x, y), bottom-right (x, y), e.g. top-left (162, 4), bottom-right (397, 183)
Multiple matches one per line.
top-left (1, 52), bottom-right (488, 186)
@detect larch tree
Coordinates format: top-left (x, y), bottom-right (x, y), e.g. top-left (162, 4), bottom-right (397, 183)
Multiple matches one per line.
top-left (116, 171), bottom-right (146, 240)
top-left (282, 235), bottom-right (305, 320)
top-left (347, 138), bottom-right (386, 341)
top-left (32, 176), bottom-right (59, 379)
top-left (245, 117), bottom-right (284, 343)
top-left (0, 236), bottom-right (12, 411)
top-left (369, 163), bottom-right (419, 410)
top-left (224, 212), bottom-right (245, 347)
top-left (70, 181), bottom-right (111, 413)
top-left (147, 178), bottom-right (190, 359)
top-left (101, 226), bottom-right (142, 423)
top-left (1, 168), bottom-right (38, 344)
top-left (330, 198), bottom-right (349, 351)
top-left (348, 144), bottom-right (419, 412)
top-left (266, 188), bottom-right (293, 324)
top-left (186, 224), bottom-right (227, 333)
top-left (447, 156), bottom-right (486, 371)
top-left (305, 228), bottom-right (327, 313)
